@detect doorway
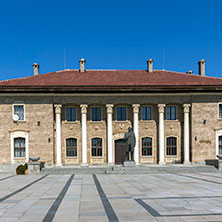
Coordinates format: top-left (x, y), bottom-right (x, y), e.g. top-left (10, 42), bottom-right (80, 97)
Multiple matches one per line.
top-left (115, 139), bottom-right (126, 164)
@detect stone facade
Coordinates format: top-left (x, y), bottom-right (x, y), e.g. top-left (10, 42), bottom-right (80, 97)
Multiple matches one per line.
top-left (0, 94), bottom-right (222, 165)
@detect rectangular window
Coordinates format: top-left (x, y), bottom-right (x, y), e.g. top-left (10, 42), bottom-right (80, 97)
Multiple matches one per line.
top-left (14, 105), bottom-right (24, 120)
top-left (141, 106), bottom-right (152, 120)
top-left (14, 138), bottom-right (26, 157)
top-left (219, 104), bottom-right (222, 119)
top-left (166, 137), bottom-right (177, 156)
top-left (92, 138), bottom-right (102, 157)
top-left (66, 138), bottom-right (77, 157)
top-left (117, 107), bottom-right (126, 121)
top-left (166, 106), bottom-right (176, 120)
top-left (92, 107), bottom-right (101, 121)
top-left (142, 137), bottom-right (152, 156)
top-left (66, 108), bottom-right (76, 122)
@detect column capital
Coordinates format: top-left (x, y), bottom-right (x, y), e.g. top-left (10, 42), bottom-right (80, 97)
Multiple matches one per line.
top-left (132, 104), bottom-right (140, 113)
top-left (158, 104), bottom-right (165, 113)
top-left (183, 104), bottom-right (191, 113)
top-left (80, 104), bottom-right (88, 114)
top-left (106, 104), bottom-right (114, 114)
top-left (54, 104), bottom-right (62, 114)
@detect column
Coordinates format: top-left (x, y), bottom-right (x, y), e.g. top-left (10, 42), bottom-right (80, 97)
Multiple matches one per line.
top-left (158, 104), bottom-right (165, 164)
top-left (80, 104), bottom-right (88, 166)
top-left (133, 104), bottom-right (140, 165)
top-left (106, 104), bottom-right (114, 164)
top-left (183, 104), bottom-right (191, 164)
top-left (54, 104), bottom-right (62, 166)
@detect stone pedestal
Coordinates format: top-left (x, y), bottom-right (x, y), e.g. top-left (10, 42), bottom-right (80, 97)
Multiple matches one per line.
top-left (28, 162), bottom-right (41, 174)
top-left (123, 160), bottom-right (135, 167)
top-left (219, 160), bottom-right (222, 171)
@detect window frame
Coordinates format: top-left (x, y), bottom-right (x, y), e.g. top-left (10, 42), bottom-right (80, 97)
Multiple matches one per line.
top-left (141, 137), bottom-right (153, 157)
top-left (11, 131), bottom-right (29, 163)
top-left (14, 137), bottom-right (26, 158)
top-left (166, 105), bottom-right (177, 121)
top-left (91, 106), bottom-right (102, 122)
top-left (91, 137), bottom-right (103, 158)
top-left (218, 103), bottom-right (222, 120)
top-left (65, 106), bottom-right (77, 123)
top-left (12, 104), bottom-right (25, 121)
top-left (116, 106), bottom-right (128, 122)
top-left (141, 106), bottom-right (152, 121)
top-left (65, 138), bottom-right (78, 158)
top-left (166, 136), bottom-right (177, 156)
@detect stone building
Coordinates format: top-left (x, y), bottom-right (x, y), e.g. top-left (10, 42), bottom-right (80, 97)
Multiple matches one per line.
top-left (0, 58), bottom-right (222, 166)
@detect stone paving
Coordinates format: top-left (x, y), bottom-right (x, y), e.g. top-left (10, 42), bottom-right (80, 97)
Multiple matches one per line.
top-left (0, 173), bottom-right (222, 221)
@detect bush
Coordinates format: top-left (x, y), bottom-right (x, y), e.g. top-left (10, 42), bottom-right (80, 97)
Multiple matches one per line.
top-left (16, 163), bottom-right (28, 175)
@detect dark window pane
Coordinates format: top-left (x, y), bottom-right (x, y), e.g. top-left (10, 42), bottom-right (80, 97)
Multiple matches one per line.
top-left (219, 136), bottom-right (222, 155)
top-left (141, 107), bottom-right (151, 120)
top-left (142, 137), bottom-right (152, 156)
top-left (117, 107), bottom-right (126, 121)
top-left (92, 107), bottom-right (101, 121)
top-left (91, 138), bottom-right (102, 156)
top-left (66, 138), bottom-right (77, 157)
top-left (14, 137), bottom-right (26, 157)
top-left (66, 108), bottom-right (76, 122)
top-left (219, 105), bottom-right (222, 119)
top-left (14, 105), bottom-right (24, 120)
top-left (166, 137), bottom-right (177, 156)
top-left (166, 106), bottom-right (176, 120)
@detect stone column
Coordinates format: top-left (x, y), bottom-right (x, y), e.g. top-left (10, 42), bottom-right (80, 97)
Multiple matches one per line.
top-left (183, 104), bottom-right (191, 164)
top-left (133, 104), bottom-right (140, 165)
top-left (158, 104), bottom-right (165, 164)
top-left (54, 104), bottom-right (62, 166)
top-left (106, 104), bottom-right (114, 164)
top-left (80, 104), bottom-right (88, 166)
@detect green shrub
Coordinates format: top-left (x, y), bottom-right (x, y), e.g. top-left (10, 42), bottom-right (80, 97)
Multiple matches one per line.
top-left (16, 163), bottom-right (28, 175)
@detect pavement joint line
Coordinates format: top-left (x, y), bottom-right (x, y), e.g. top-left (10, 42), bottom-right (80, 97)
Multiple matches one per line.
top-left (135, 199), bottom-right (161, 217)
top-left (172, 173), bottom-right (222, 185)
top-left (0, 174), bottom-right (48, 203)
top-left (135, 198), bottom-right (222, 217)
top-left (42, 174), bottom-right (74, 222)
top-left (0, 175), bottom-right (16, 182)
top-left (200, 173), bottom-right (222, 179)
top-left (93, 174), bottom-right (119, 222)
top-left (141, 195), bottom-right (222, 200)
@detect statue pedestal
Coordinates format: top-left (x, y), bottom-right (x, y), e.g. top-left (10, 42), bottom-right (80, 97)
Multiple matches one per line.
top-left (123, 160), bottom-right (135, 167)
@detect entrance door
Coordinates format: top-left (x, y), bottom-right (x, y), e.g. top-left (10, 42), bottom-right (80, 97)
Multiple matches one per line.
top-left (115, 139), bottom-right (126, 164)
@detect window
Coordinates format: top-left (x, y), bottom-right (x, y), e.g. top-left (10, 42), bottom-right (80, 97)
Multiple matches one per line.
top-left (166, 137), bottom-right (177, 156)
top-left (219, 136), bottom-right (222, 155)
top-left (14, 105), bottom-right (24, 120)
top-left (91, 138), bottom-right (102, 157)
top-left (92, 107), bottom-right (101, 121)
top-left (66, 108), bottom-right (76, 122)
top-left (219, 104), bottom-right (222, 119)
top-left (117, 107), bottom-right (126, 121)
top-left (166, 106), bottom-right (176, 120)
top-left (66, 138), bottom-right (77, 157)
top-left (141, 106), bottom-right (152, 120)
top-left (14, 138), bottom-right (25, 157)
top-left (142, 137), bottom-right (152, 156)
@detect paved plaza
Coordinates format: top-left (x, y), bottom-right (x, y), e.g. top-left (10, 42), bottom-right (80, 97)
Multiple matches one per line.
top-left (0, 173), bottom-right (222, 221)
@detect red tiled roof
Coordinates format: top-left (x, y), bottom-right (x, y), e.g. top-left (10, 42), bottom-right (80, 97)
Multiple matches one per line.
top-left (0, 69), bottom-right (222, 90)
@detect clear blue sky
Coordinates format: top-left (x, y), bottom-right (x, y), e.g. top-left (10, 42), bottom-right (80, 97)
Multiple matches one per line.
top-left (0, 0), bottom-right (221, 80)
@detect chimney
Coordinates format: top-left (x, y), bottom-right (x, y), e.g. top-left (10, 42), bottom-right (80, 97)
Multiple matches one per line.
top-left (186, 70), bottom-right (193, 74)
top-left (198, 59), bottom-right (206, 76)
top-left (79, 58), bottom-right (86, 72)
top-left (147, 59), bottom-right (154, 72)
top-left (32, 63), bottom-right (39, 76)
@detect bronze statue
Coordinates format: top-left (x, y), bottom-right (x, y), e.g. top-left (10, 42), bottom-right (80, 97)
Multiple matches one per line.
top-left (123, 127), bottom-right (136, 161)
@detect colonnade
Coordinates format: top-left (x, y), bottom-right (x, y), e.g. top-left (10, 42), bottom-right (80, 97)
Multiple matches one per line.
top-left (54, 103), bottom-right (191, 166)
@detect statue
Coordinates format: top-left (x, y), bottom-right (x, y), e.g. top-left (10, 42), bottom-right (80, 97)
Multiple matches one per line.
top-left (123, 127), bottom-right (136, 161)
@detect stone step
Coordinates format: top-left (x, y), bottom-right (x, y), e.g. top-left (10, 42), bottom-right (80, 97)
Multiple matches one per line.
top-left (40, 165), bottom-right (219, 175)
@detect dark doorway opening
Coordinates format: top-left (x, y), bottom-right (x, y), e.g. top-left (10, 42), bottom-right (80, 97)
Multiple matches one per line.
top-left (115, 139), bottom-right (126, 164)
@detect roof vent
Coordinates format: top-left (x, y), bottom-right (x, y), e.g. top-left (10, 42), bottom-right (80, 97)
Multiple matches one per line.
top-left (32, 63), bottom-right (40, 76)
top-left (186, 70), bottom-right (193, 74)
top-left (198, 59), bottom-right (206, 76)
top-left (147, 59), bottom-right (154, 72)
top-left (79, 58), bottom-right (86, 72)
